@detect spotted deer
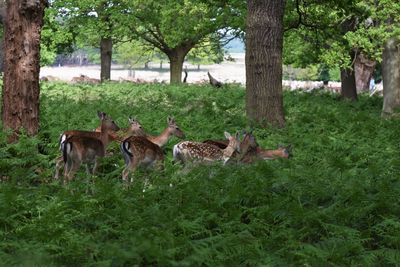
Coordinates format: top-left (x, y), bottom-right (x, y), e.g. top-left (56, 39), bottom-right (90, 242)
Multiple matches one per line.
top-left (173, 131), bottom-right (241, 165)
top-left (120, 136), bottom-right (164, 182)
top-left (62, 112), bottom-right (120, 183)
top-left (146, 117), bottom-right (185, 147)
top-left (54, 115), bottom-right (145, 179)
top-left (203, 134), bottom-right (291, 163)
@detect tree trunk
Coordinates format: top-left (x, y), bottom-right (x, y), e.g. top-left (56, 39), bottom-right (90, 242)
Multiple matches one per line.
top-left (355, 53), bottom-right (376, 93)
top-left (245, 0), bottom-right (286, 128)
top-left (382, 37), bottom-right (400, 118)
top-left (167, 46), bottom-right (191, 84)
top-left (100, 37), bottom-right (112, 82)
top-left (2, 0), bottom-right (47, 140)
top-left (340, 68), bottom-right (358, 101)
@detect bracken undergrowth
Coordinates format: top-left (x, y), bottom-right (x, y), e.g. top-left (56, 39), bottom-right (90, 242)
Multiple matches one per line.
top-left (0, 82), bottom-right (399, 266)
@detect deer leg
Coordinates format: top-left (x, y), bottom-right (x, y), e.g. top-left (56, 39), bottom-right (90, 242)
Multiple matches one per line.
top-left (66, 159), bottom-right (80, 184)
top-left (92, 158), bottom-right (100, 175)
top-left (54, 155), bottom-right (64, 180)
top-left (155, 159), bottom-right (164, 172)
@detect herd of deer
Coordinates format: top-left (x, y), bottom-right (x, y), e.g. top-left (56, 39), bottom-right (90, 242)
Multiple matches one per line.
top-left (55, 111), bottom-right (291, 184)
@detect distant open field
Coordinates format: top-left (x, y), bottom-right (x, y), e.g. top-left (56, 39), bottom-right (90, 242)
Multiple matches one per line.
top-left (40, 53), bottom-right (342, 90)
top-left (41, 53), bottom-right (246, 84)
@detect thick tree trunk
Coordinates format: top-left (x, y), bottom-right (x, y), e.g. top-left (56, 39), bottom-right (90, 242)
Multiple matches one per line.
top-left (355, 53), bottom-right (376, 93)
top-left (245, 0), bottom-right (286, 128)
top-left (340, 68), bottom-right (358, 101)
top-left (382, 37), bottom-right (400, 118)
top-left (100, 37), bottom-right (112, 82)
top-left (2, 0), bottom-right (47, 140)
top-left (167, 46), bottom-right (191, 84)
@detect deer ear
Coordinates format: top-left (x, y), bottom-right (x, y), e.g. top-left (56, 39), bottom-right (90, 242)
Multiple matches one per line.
top-left (128, 117), bottom-right (134, 123)
top-left (224, 131), bottom-right (231, 140)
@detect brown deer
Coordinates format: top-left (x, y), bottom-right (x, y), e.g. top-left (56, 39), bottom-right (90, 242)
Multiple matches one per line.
top-left (54, 115), bottom-right (145, 179)
top-left (62, 112), bottom-right (120, 183)
top-left (146, 117), bottom-right (185, 147)
top-left (257, 145), bottom-right (291, 160)
top-left (95, 117), bottom-right (146, 141)
top-left (173, 131), bottom-right (241, 165)
top-left (120, 136), bottom-right (164, 183)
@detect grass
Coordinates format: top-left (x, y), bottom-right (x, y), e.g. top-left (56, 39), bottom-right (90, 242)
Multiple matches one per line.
top-left (0, 82), bottom-right (399, 266)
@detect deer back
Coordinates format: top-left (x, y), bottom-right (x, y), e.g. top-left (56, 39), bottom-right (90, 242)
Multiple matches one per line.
top-left (174, 131), bottom-right (240, 164)
top-left (121, 136), bottom-right (164, 166)
top-left (61, 111), bottom-right (119, 149)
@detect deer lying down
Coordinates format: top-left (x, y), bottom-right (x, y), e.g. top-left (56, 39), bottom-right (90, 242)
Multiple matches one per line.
top-left (62, 112), bottom-right (120, 183)
top-left (120, 136), bottom-right (164, 182)
top-left (203, 135), bottom-right (291, 162)
top-left (173, 131), bottom-right (241, 165)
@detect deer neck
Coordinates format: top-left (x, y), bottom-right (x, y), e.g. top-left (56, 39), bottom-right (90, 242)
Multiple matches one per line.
top-left (151, 128), bottom-right (170, 147)
top-left (222, 145), bottom-right (236, 163)
top-left (99, 127), bottom-right (112, 147)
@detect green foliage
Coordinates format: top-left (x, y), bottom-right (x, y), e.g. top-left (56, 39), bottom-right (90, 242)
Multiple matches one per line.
top-left (40, 5), bottom-right (75, 66)
top-left (1, 83), bottom-right (400, 265)
top-left (114, 40), bottom-right (166, 68)
top-left (186, 39), bottom-right (225, 67)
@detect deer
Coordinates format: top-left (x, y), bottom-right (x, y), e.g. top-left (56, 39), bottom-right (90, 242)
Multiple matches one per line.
top-left (54, 113), bottom-right (144, 179)
top-left (118, 117), bottom-right (185, 183)
top-left (62, 112), bottom-right (120, 183)
top-left (203, 134), bottom-right (291, 163)
top-left (256, 145), bottom-right (291, 160)
top-left (145, 117), bottom-right (185, 147)
top-left (94, 117), bottom-right (146, 141)
top-left (173, 131), bottom-right (241, 165)
top-left (120, 136), bottom-right (164, 183)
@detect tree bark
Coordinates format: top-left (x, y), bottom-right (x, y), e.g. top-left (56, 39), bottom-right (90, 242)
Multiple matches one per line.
top-left (167, 46), bottom-right (191, 84)
top-left (355, 53), bottom-right (376, 93)
top-left (340, 68), bottom-right (358, 101)
top-left (382, 37), bottom-right (400, 118)
top-left (2, 0), bottom-right (47, 140)
top-left (100, 37), bottom-right (112, 82)
top-left (245, 0), bottom-right (286, 128)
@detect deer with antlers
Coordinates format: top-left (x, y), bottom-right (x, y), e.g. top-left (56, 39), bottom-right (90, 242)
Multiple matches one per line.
top-left (173, 131), bottom-right (241, 165)
top-left (62, 112), bottom-right (120, 183)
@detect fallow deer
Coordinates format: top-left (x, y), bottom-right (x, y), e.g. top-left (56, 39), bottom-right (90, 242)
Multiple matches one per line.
top-left (173, 131), bottom-right (241, 165)
top-left (203, 134), bottom-right (291, 163)
top-left (120, 136), bottom-right (164, 182)
top-left (146, 117), bottom-right (185, 147)
top-left (55, 115), bottom-right (145, 179)
top-left (62, 112), bottom-right (120, 183)
top-left (257, 145), bottom-right (291, 160)
top-left (95, 117), bottom-right (146, 141)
